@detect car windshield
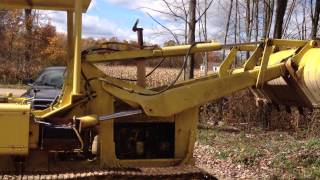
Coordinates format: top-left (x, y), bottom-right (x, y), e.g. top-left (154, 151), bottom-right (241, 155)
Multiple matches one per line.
top-left (34, 68), bottom-right (66, 88)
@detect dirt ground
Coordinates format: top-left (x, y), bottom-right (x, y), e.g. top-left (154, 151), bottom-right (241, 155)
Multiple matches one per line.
top-left (195, 126), bottom-right (320, 179)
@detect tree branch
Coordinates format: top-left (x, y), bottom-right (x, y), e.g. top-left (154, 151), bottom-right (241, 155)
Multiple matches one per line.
top-left (196, 0), bottom-right (214, 22)
top-left (146, 12), bottom-right (181, 44)
top-left (162, 0), bottom-right (188, 22)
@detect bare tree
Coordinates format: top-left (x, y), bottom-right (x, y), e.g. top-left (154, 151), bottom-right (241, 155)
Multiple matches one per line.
top-left (141, 0), bottom-right (188, 44)
top-left (245, 0), bottom-right (253, 58)
top-left (263, 0), bottom-right (274, 38)
top-left (234, 0), bottom-right (238, 44)
top-left (146, 12), bottom-right (181, 44)
top-left (274, 0), bottom-right (288, 39)
top-left (294, 10), bottom-right (302, 39)
top-left (223, 0), bottom-right (234, 58)
top-left (254, 0), bottom-right (259, 41)
top-left (245, 0), bottom-right (252, 43)
top-left (185, 0), bottom-right (196, 80)
top-left (311, 0), bottom-right (320, 39)
top-left (143, 0), bottom-right (213, 45)
top-left (302, 0), bottom-right (307, 39)
top-left (197, 0), bottom-right (209, 75)
top-left (283, 0), bottom-right (296, 38)
top-left (203, 0), bottom-right (208, 75)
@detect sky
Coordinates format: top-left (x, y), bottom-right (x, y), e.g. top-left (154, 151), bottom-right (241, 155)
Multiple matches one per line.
top-left (44, 0), bottom-right (182, 45)
top-left (39, 0), bottom-right (312, 46)
top-left (43, 0), bottom-right (227, 46)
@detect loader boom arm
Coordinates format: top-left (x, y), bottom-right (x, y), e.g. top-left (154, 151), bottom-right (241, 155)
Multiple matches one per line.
top-left (85, 39), bottom-right (313, 117)
top-left (101, 63), bottom-right (285, 117)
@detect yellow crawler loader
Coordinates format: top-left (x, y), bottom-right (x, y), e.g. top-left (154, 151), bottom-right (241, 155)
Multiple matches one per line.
top-left (0, 0), bottom-right (320, 179)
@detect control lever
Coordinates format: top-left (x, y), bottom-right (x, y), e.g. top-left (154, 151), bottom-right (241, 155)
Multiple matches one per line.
top-left (132, 19), bottom-right (144, 49)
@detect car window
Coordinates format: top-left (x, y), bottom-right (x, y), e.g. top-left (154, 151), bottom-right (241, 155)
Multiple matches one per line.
top-left (34, 69), bottom-right (66, 88)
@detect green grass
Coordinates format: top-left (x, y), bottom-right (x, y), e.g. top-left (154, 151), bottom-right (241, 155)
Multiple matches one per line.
top-left (234, 144), bottom-right (262, 166)
top-left (197, 128), bottom-right (217, 145)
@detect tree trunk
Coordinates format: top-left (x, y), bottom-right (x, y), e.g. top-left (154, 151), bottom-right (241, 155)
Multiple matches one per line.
top-left (223, 0), bottom-right (233, 58)
top-left (234, 0), bottom-right (238, 44)
top-left (263, 0), bottom-right (274, 38)
top-left (204, 0), bottom-right (208, 75)
top-left (311, 0), bottom-right (320, 39)
top-left (273, 0), bottom-right (288, 39)
top-left (263, 0), bottom-right (269, 38)
top-left (255, 0), bottom-right (259, 41)
top-left (282, 0), bottom-right (296, 38)
top-left (234, 0), bottom-right (239, 66)
top-left (184, 20), bottom-right (188, 44)
top-left (302, 0), bottom-right (307, 39)
top-left (245, 0), bottom-right (251, 58)
top-left (185, 0), bottom-right (196, 80)
top-left (24, 9), bottom-right (32, 78)
top-left (0, 10), bottom-right (7, 56)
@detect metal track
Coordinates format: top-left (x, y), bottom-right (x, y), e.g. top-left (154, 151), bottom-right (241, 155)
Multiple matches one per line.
top-left (1, 166), bottom-right (217, 180)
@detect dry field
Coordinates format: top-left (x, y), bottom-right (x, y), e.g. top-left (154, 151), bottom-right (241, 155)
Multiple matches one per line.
top-left (99, 65), bottom-right (204, 88)
top-left (0, 88), bottom-right (25, 96)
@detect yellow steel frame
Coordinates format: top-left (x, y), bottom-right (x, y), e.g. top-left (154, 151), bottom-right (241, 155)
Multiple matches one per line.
top-left (218, 47), bottom-right (238, 77)
top-left (0, 104), bottom-right (30, 155)
top-left (0, 0), bottom-right (91, 12)
top-left (2, 0), bottom-right (320, 169)
top-left (100, 63), bottom-right (285, 117)
top-left (256, 40), bottom-right (274, 88)
top-left (1, 0), bottom-right (316, 120)
top-left (78, 39), bottom-right (309, 118)
top-left (85, 43), bottom-right (257, 62)
top-left (31, 0), bottom-right (86, 118)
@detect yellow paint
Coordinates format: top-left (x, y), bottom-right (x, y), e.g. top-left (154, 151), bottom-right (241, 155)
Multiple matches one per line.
top-left (0, 0), bottom-right (91, 12)
top-left (1, 0), bottom-right (320, 170)
top-left (244, 45), bottom-right (263, 71)
top-left (72, 0), bottom-right (82, 95)
top-left (256, 41), bottom-right (273, 88)
top-left (86, 42), bottom-right (223, 62)
top-left (29, 34), bottom-right (320, 168)
top-left (219, 47), bottom-right (238, 77)
top-left (77, 114), bottom-right (99, 131)
top-left (0, 103), bottom-right (30, 155)
top-left (296, 48), bottom-right (320, 107)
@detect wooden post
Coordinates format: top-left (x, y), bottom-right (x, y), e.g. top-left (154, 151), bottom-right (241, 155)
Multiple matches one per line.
top-left (137, 61), bottom-right (146, 88)
top-left (133, 21), bottom-right (146, 88)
